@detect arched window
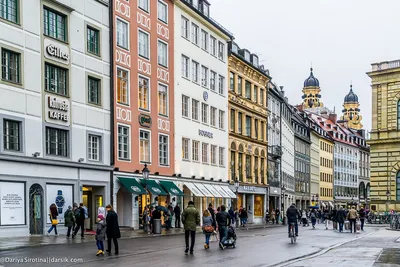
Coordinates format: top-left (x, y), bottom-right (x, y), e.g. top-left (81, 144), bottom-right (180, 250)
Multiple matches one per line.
top-left (238, 144), bottom-right (244, 181)
top-left (398, 100), bottom-right (400, 129)
top-left (359, 182), bottom-right (365, 200)
top-left (397, 171), bottom-right (400, 201)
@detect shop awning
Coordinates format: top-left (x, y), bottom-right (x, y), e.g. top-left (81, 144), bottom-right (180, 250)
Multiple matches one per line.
top-left (203, 184), bottom-right (222, 197)
top-left (193, 183), bottom-right (214, 197)
top-left (117, 177), bottom-right (147, 195)
top-left (159, 180), bottom-right (184, 196)
top-left (221, 185), bottom-right (237, 198)
top-left (140, 179), bottom-right (168, 196)
top-left (212, 185), bottom-right (231, 198)
top-left (184, 182), bottom-right (204, 197)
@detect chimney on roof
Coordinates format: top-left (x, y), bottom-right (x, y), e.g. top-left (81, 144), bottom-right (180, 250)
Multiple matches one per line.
top-left (329, 113), bottom-right (337, 124)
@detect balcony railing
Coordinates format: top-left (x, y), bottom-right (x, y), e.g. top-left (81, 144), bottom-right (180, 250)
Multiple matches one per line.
top-left (269, 145), bottom-right (283, 158)
top-left (372, 59), bottom-right (400, 71)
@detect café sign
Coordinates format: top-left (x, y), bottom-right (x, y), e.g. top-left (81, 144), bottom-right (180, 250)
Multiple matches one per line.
top-left (45, 94), bottom-right (70, 126)
top-left (44, 38), bottom-right (70, 65)
top-left (199, 129), bottom-right (213, 138)
top-left (139, 114), bottom-right (152, 128)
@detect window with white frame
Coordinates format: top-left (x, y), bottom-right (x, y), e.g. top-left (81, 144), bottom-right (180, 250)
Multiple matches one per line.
top-left (117, 68), bottom-right (129, 105)
top-left (181, 55), bottom-right (189, 78)
top-left (0, 0), bottom-right (19, 24)
top-left (88, 134), bottom-right (101, 161)
top-left (116, 19), bottom-right (128, 49)
top-left (182, 138), bottom-right (190, 160)
top-left (218, 75), bottom-right (224, 95)
top-left (211, 145), bottom-right (217, 165)
top-left (202, 103), bottom-right (208, 124)
top-left (138, 30), bottom-right (149, 59)
top-left (157, 0), bottom-right (167, 23)
top-left (192, 60), bottom-right (199, 83)
top-left (138, 0), bottom-right (149, 12)
top-left (192, 99), bottom-right (199, 121)
top-left (1, 48), bottom-right (20, 84)
top-left (219, 147), bottom-right (225, 166)
top-left (46, 127), bottom-right (68, 157)
top-left (210, 107), bottom-right (217, 127)
top-left (218, 41), bottom-right (225, 61)
top-left (158, 84), bottom-right (168, 116)
top-left (191, 23), bottom-right (199, 45)
top-left (181, 16), bottom-right (189, 39)
top-left (219, 110), bottom-right (225, 129)
top-left (138, 76), bottom-right (149, 110)
top-left (192, 140), bottom-right (199, 161)
top-left (210, 36), bottom-right (217, 56)
top-left (140, 130), bottom-right (150, 163)
top-left (158, 40), bottom-right (168, 67)
top-left (118, 125), bottom-right (129, 160)
top-left (159, 134), bottom-right (169, 165)
top-left (201, 29), bottom-right (208, 51)
top-left (182, 95), bottom-right (189, 117)
top-left (202, 143), bottom-right (209, 163)
top-left (208, 70), bottom-right (216, 91)
top-left (201, 65), bottom-right (208, 87)
top-left (3, 119), bottom-right (21, 152)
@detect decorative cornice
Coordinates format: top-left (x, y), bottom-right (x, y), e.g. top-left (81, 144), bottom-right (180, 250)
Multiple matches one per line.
top-left (229, 93), bottom-right (269, 116)
top-left (229, 56), bottom-right (269, 86)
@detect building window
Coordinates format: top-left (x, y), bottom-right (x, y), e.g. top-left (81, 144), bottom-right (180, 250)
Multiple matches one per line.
top-left (182, 95), bottom-right (189, 118)
top-left (192, 140), bottom-right (199, 161)
top-left (138, 0), bottom-right (149, 12)
top-left (1, 49), bottom-right (20, 84)
top-left (157, 84), bottom-right (168, 116)
top-left (255, 119), bottom-right (259, 139)
top-left (192, 99), bottom-right (199, 121)
top-left (210, 71), bottom-right (216, 91)
top-left (3, 119), bottom-right (20, 151)
top-left (260, 89), bottom-right (264, 106)
top-left (397, 100), bottom-right (400, 130)
top-left (201, 30), bottom-right (208, 51)
top-left (117, 68), bottom-right (128, 105)
top-left (245, 81), bottom-right (251, 99)
top-left (261, 121), bottom-right (265, 141)
top-left (218, 41), bottom-right (224, 61)
top-left (218, 75), bottom-right (224, 95)
top-left (158, 40), bottom-right (168, 67)
top-left (157, 0), bottom-right (167, 23)
top-left (44, 63), bottom-right (67, 96)
top-left (211, 145), bottom-right (217, 165)
top-left (192, 61), bottom-right (199, 83)
top-left (210, 36), bottom-right (217, 56)
top-left (219, 147), bottom-right (225, 166)
top-left (210, 107), bottom-right (217, 127)
top-left (138, 76), bottom-right (149, 110)
top-left (219, 110), bottom-right (225, 129)
top-left (181, 16), bottom-right (189, 39)
top-left (0, 0), bottom-right (18, 23)
top-left (138, 30), bottom-right (149, 59)
top-left (238, 112), bottom-right (243, 134)
top-left (191, 23), bottom-right (199, 45)
top-left (253, 85), bottom-right (258, 102)
top-left (238, 152), bottom-right (243, 181)
top-left (116, 19), bottom-right (128, 49)
top-left (117, 125), bottom-right (129, 160)
top-left (159, 134), bottom-right (169, 166)
top-left (87, 26), bottom-right (100, 55)
top-left (88, 77), bottom-right (101, 105)
top-left (238, 76), bottom-right (242, 95)
top-left (246, 155), bottom-right (251, 178)
top-left (201, 65), bottom-right (208, 87)
top-left (182, 138), bottom-right (190, 160)
top-left (181, 55), bottom-right (189, 78)
top-left (45, 127), bottom-right (68, 157)
top-left (229, 72), bottom-right (235, 91)
top-left (140, 130), bottom-right (150, 163)
top-left (88, 134), bottom-right (101, 161)
top-left (245, 116), bottom-right (251, 137)
top-left (202, 103), bottom-right (208, 124)
top-left (43, 7), bottom-right (67, 42)
top-left (230, 109), bottom-right (236, 132)
top-left (202, 143), bottom-right (208, 163)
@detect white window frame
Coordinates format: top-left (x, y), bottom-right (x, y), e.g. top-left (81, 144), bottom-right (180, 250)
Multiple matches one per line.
top-left (192, 60), bottom-right (199, 83)
top-left (218, 41), bottom-right (225, 61)
top-left (138, 0), bottom-right (149, 13)
top-left (219, 110), bottom-right (225, 130)
top-left (116, 18), bottom-right (129, 50)
top-left (218, 75), bottom-right (224, 95)
top-left (201, 65), bottom-right (208, 88)
top-left (117, 124), bottom-right (131, 161)
top-left (139, 129), bottom-right (151, 163)
top-left (88, 134), bottom-right (101, 161)
top-left (201, 29), bottom-right (208, 51)
top-left (202, 103), bottom-right (208, 124)
top-left (192, 140), bottom-right (200, 162)
top-left (181, 55), bottom-right (189, 78)
top-left (157, 0), bottom-right (168, 24)
top-left (210, 36), bottom-right (217, 56)
top-left (219, 147), bottom-right (225, 166)
top-left (210, 107), bottom-right (217, 127)
top-left (157, 39), bottom-right (168, 67)
top-left (211, 145), bottom-right (217, 165)
top-left (181, 16), bottom-right (189, 39)
top-left (191, 23), bottom-right (199, 45)
top-left (159, 134), bottom-right (169, 166)
top-left (116, 67), bottom-right (129, 105)
top-left (202, 142), bottom-right (209, 164)
top-left (138, 75), bottom-right (150, 111)
top-left (182, 137), bottom-right (190, 160)
top-left (158, 83), bottom-right (168, 117)
top-left (210, 70), bottom-right (216, 91)
top-left (138, 29), bottom-right (150, 59)
top-left (182, 95), bottom-right (189, 118)
top-left (192, 99), bottom-right (199, 121)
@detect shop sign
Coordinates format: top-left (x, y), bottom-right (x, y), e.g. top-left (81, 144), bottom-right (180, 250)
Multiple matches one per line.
top-left (0, 182), bottom-right (25, 225)
top-left (243, 186), bottom-right (256, 192)
top-left (171, 188), bottom-right (180, 195)
top-left (131, 186), bottom-right (142, 193)
top-left (199, 129), bottom-right (213, 138)
top-left (203, 91), bottom-right (208, 101)
top-left (139, 114), bottom-right (152, 128)
top-left (46, 184), bottom-right (73, 224)
top-left (44, 38), bottom-right (70, 65)
top-left (45, 95), bottom-right (70, 126)
top-left (152, 187), bottom-right (161, 194)
top-left (235, 185), bottom-right (267, 194)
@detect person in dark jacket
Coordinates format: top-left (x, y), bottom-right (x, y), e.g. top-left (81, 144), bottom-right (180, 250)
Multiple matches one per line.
top-left (64, 205), bottom-right (75, 238)
top-left (228, 206), bottom-right (235, 225)
top-left (240, 208), bottom-right (248, 227)
top-left (46, 203), bottom-right (59, 236)
top-left (105, 204), bottom-right (121, 255)
top-left (182, 201), bottom-right (200, 255)
top-left (216, 205), bottom-right (231, 249)
top-left (359, 208), bottom-right (366, 231)
top-left (208, 203), bottom-right (216, 229)
top-left (72, 203), bottom-right (86, 239)
top-left (96, 214), bottom-right (107, 256)
top-left (336, 206), bottom-right (346, 232)
top-left (275, 209), bottom-right (281, 224)
top-left (174, 204), bottom-right (181, 228)
top-left (286, 203), bottom-right (299, 237)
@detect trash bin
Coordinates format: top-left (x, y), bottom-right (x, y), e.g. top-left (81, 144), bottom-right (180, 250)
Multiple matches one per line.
top-left (153, 219), bottom-right (161, 234)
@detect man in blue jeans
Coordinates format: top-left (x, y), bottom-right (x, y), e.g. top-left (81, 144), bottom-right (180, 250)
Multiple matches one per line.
top-left (286, 203), bottom-right (299, 237)
top-left (216, 205), bottom-right (231, 249)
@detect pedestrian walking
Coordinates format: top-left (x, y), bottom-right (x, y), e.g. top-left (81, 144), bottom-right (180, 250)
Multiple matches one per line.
top-left (174, 204), bottom-right (181, 228)
top-left (347, 206), bottom-right (358, 233)
top-left (105, 204), bottom-right (121, 255)
top-left (95, 214), bottom-right (106, 256)
top-left (142, 206), bottom-right (150, 234)
top-left (359, 208), bottom-right (366, 231)
top-left (265, 209), bottom-right (270, 224)
top-left (202, 209), bottom-right (214, 249)
top-left (275, 209), bottom-right (281, 224)
top-left (310, 209), bottom-right (317, 228)
top-left (228, 206), bottom-right (235, 226)
top-left (336, 206), bottom-right (346, 232)
top-left (72, 203), bottom-right (86, 239)
top-left (46, 203), bottom-right (59, 236)
top-left (301, 210), bottom-right (308, 226)
top-left (323, 209), bottom-right (330, 230)
top-left (208, 203), bottom-right (217, 229)
top-left (182, 201), bottom-right (200, 255)
top-left (64, 205), bottom-right (75, 238)
top-left (240, 208), bottom-right (248, 227)
top-left (271, 209), bottom-right (276, 224)
top-left (216, 205), bottom-right (231, 250)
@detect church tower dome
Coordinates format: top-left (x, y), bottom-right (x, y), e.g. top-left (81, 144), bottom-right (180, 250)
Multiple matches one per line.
top-left (302, 68), bottom-right (323, 109)
top-left (340, 85), bottom-right (363, 129)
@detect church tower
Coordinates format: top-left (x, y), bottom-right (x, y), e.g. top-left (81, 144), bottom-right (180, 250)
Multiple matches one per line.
top-left (340, 85), bottom-right (363, 129)
top-left (302, 68), bottom-right (323, 109)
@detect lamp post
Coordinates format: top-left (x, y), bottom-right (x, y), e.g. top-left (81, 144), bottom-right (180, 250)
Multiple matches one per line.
top-left (386, 189), bottom-right (390, 212)
top-left (281, 185), bottom-right (286, 225)
top-left (234, 178), bottom-right (240, 211)
top-left (142, 164), bottom-right (150, 188)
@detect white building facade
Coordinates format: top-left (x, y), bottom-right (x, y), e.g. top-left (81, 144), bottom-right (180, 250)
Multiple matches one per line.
top-left (0, 0), bottom-right (111, 237)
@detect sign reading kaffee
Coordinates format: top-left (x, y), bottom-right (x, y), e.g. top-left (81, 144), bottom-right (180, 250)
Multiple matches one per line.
top-left (45, 95), bottom-right (70, 126)
top-left (44, 38), bottom-right (70, 65)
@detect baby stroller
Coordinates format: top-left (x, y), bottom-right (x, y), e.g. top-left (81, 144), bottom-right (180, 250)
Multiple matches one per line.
top-left (223, 226), bottom-right (237, 248)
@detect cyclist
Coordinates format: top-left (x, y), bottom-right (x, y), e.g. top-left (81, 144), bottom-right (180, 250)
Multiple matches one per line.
top-left (286, 203), bottom-right (299, 237)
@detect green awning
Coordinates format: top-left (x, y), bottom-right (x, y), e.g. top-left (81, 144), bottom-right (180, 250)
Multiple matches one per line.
top-left (117, 177), bottom-right (147, 195)
top-left (159, 181), bottom-right (184, 196)
top-left (140, 179), bottom-right (168, 196)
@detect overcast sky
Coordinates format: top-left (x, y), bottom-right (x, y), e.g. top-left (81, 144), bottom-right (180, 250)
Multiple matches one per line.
top-left (210, 0), bottom-right (400, 131)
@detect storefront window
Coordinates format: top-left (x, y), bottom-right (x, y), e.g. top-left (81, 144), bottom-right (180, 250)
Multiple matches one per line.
top-left (254, 195), bottom-right (264, 217)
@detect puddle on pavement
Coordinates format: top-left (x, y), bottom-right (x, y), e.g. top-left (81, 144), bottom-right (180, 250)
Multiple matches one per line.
top-left (376, 248), bottom-right (400, 264)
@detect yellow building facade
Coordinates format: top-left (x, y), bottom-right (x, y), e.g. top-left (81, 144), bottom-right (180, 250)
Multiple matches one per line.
top-left (310, 132), bottom-right (320, 203)
top-left (319, 137), bottom-right (334, 204)
top-left (367, 61), bottom-right (400, 211)
top-left (228, 42), bottom-right (269, 222)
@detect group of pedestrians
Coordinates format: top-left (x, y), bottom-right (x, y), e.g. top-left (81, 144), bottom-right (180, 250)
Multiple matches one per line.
top-left (47, 202), bottom-right (87, 238)
top-left (265, 208), bottom-right (281, 224)
top-left (142, 203), bottom-right (183, 234)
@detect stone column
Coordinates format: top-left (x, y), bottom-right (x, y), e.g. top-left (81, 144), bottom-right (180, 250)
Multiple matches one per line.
top-left (381, 83), bottom-right (388, 130)
top-left (132, 194), bottom-right (139, 229)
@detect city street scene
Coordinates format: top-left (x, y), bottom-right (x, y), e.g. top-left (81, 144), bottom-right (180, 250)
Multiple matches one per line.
top-left (0, 0), bottom-right (400, 266)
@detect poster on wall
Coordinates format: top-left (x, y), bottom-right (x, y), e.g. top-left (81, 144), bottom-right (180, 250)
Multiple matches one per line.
top-left (0, 182), bottom-right (25, 225)
top-left (46, 184), bottom-right (73, 224)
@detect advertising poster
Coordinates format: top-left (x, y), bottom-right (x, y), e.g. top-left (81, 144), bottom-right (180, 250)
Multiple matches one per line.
top-left (46, 184), bottom-right (73, 224)
top-left (0, 182), bottom-right (25, 225)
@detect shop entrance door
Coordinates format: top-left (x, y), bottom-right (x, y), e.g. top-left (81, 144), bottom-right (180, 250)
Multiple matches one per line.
top-left (83, 190), bottom-right (93, 231)
top-left (29, 184), bottom-right (44, 235)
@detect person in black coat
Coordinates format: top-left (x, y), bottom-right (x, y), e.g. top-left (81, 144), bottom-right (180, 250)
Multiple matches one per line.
top-left (105, 204), bottom-right (121, 255)
top-left (335, 207), bottom-right (346, 232)
top-left (208, 203), bottom-right (216, 229)
top-left (174, 204), bottom-right (181, 228)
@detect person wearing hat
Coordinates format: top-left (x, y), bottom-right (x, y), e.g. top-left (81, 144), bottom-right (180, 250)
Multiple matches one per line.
top-left (96, 214), bottom-right (107, 256)
top-left (64, 205), bottom-right (75, 238)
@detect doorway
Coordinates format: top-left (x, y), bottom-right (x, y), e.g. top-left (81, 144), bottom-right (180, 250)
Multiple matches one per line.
top-left (82, 188), bottom-right (93, 230)
top-left (29, 184), bottom-right (44, 235)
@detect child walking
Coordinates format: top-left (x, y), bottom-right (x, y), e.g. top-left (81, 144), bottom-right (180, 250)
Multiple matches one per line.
top-left (96, 214), bottom-right (107, 256)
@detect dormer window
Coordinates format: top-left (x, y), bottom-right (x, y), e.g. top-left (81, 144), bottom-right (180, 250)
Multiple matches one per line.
top-left (244, 51), bottom-right (250, 62)
top-left (232, 43), bottom-right (239, 53)
top-left (192, 0), bottom-right (199, 8)
top-left (202, 1), bottom-right (210, 17)
top-left (252, 54), bottom-right (259, 67)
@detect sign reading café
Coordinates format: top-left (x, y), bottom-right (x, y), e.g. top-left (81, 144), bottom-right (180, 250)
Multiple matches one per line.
top-left (45, 95), bottom-right (70, 126)
top-left (44, 38), bottom-right (70, 65)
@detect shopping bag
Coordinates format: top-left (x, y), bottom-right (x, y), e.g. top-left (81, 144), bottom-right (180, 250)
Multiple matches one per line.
top-left (344, 220), bottom-right (350, 230)
top-left (356, 220), bottom-right (361, 231)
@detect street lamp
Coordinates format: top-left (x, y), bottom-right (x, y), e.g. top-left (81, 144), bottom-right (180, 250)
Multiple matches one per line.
top-left (386, 189), bottom-right (391, 212)
top-left (142, 164), bottom-right (150, 188)
top-left (234, 178), bottom-right (240, 211)
top-left (281, 185), bottom-right (286, 225)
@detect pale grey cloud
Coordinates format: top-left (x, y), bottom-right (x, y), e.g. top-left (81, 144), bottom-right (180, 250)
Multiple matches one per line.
top-left (210, 0), bottom-right (400, 131)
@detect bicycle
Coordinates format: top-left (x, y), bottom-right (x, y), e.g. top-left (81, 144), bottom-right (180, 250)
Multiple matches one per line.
top-left (289, 222), bottom-right (297, 244)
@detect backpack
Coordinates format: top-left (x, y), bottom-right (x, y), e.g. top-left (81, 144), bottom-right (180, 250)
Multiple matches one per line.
top-left (311, 212), bottom-right (316, 218)
top-left (83, 206), bottom-right (88, 219)
top-left (74, 208), bottom-right (81, 219)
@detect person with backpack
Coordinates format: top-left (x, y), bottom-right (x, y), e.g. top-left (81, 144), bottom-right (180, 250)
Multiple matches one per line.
top-left (64, 205), bottom-right (75, 238)
top-left (310, 209), bottom-right (317, 228)
top-left (72, 203), bottom-right (86, 239)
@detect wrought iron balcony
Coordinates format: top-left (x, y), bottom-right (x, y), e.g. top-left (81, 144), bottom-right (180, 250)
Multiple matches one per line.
top-left (268, 145), bottom-right (283, 158)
